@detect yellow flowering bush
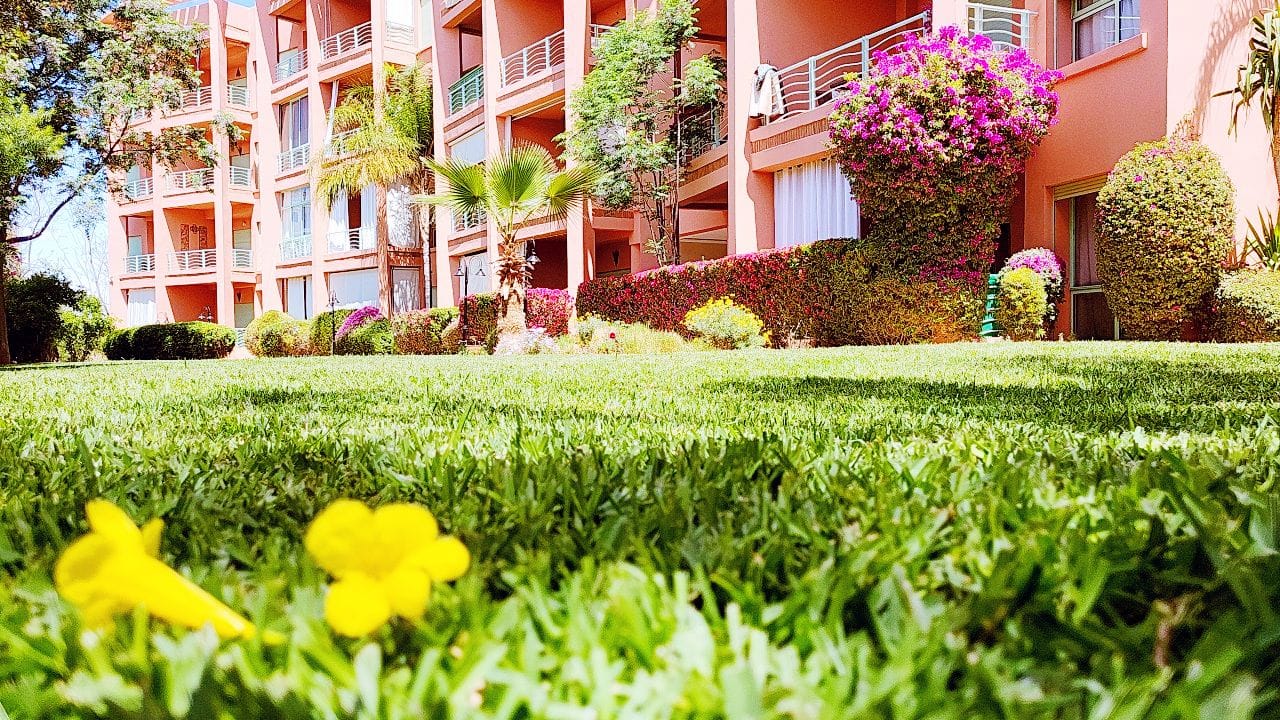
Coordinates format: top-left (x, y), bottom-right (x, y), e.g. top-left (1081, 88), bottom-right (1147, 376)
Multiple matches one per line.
top-left (304, 499), bottom-right (470, 637)
top-left (55, 500), bottom-right (253, 638)
top-left (683, 297), bottom-right (768, 349)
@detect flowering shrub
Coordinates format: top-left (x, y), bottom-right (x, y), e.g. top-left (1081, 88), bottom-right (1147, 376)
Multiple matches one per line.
top-left (336, 305), bottom-right (383, 339)
top-left (460, 292), bottom-right (499, 348)
top-left (849, 276), bottom-right (985, 345)
top-left (1212, 269), bottom-right (1280, 342)
top-left (245, 310), bottom-right (309, 357)
top-left (996, 267), bottom-right (1048, 341)
top-left (1096, 137), bottom-right (1236, 340)
top-left (335, 319), bottom-right (394, 355)
top-left (999, 248), bottom-right (1063, 325)
top-left (526, 288), bottom-right (574, 337)
top-left (829, 26), bottom-right (1060, 282)
top-left (392, 307), bottom-right (460, 355)
top-left (309, 309), bottom-right (355, 355)
top-left (683, 297), bottom-right (768, 349)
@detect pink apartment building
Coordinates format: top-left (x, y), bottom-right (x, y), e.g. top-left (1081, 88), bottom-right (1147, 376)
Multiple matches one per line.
top-left (107, 0), bottom-right (1277, 342)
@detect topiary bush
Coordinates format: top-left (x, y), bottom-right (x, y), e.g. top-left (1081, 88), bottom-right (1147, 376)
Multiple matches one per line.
top-left (526, 288), bottom-right (573, 337)
top-left (244, 310), bottom-right (309, 358)
top-left (996, 267), bottom-right (1048, 341)
top-left (1096, 137), bottom-right (1236, 340)
top-left (460, 292), bottom-right (499, 347)
top-left (336, 306), bottom-right (383, 339)
top-left (683, 297), bottom-right (768, 349)
top-left (1212, 269), bottom-right (1280, 342)
top-left (57, 296), bottom-right (115, 362)
top-left (107, 322), bottom-right (235, 360)
top-left (309, 309), bottom-right (355, 355)
top-left (335, 318), bottom-right (394, 355)
top-left (999, 248), bottom-right (1063, 325)
top-left (392, 307), bottom-right (460, 355)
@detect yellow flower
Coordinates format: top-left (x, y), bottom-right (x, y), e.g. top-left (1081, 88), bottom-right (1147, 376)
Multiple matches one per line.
top-left (54, 500), bottom-right (253, 639)
top-left (304, 500), bottom-right (469, 637)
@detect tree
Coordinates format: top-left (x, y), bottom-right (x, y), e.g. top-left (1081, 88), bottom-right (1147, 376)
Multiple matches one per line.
top-left (562, 0), bottom-right (722, 267)
top-left (1224, 3), bottom-right (1280, 201)
top-left (6, 272), bottom-right (81, 363)
top-left (0, 0), bottom-right (218, 364)
top-left (313, 63), bottom-right (435, 252)
top-left (419, 144), bottom-right (597, 334)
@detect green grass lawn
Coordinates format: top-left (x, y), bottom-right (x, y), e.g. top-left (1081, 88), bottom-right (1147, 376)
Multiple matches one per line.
top-left (2, 343), bottom-right (1280, 718)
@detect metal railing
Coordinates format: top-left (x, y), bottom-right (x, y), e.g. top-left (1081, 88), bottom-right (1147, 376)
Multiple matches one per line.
top-left (500, 30), bottom-right (565, 87)
top-left (453, 208), bottom-right (486, 233)
top-left (173, 86), bottom-right (213, 113)
top-left (276, 50), bottom-right (307, 81)
top-left (773, 12), bottom-right (930, 121)
top-left (448, 66), bottom-right (485, 113)
top-left (166, 167), bottom-right (215, 192)
top-left (125, 254), bottom-right (155, 274)
top-left (277, 143), bottom-right (310, 173)
top-left (231, 248), bottom-right (253, 269)
top-left (326, 129), bottom-right (359, 158)
top-left (442, 0), bottom-right (468, 9)
top-left (127, 109), bottom-right (151, 126)
top-left (327, 227), bottom-right (376, 252)
top-left (320, 21), bottom-right (373, 60)
top-left (280, 235), bottom-right (311, 260)
top-left (678, 103), bottom-right (728, 165)
top-left (590, 24), bottom-right (615, 51)
top-left (122, 177), bottom-right (154, 201)
top-left (229, 166), bottom-right (253, 188)
top-left (968, 3), bottom-right (1035, 51)
top-left (169, 248), bottom-right (217, 271)
top-left (386, 21), bottom-right (414, 45)
top-left (234, 327), bottom-right (247, 345)
top-left (227, 83), bottom-right (250, 107)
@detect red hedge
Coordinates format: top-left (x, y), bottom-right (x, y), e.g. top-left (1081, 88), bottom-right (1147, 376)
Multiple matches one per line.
top-left (459, 292), bottom-right (499, 346)
top-left (526, 288), bottom-right (573, 337)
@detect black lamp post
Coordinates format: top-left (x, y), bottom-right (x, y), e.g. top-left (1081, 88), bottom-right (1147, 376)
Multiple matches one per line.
top-left (328, 290), bottom-right (339, 356)
top-left (455, 256), bottom-right (486, 298)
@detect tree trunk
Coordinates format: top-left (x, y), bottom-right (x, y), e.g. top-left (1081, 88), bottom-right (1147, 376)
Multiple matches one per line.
top-left (0, 227), bottom-right (11, 365)
top-left (494, 238), bottom-right (528, 337)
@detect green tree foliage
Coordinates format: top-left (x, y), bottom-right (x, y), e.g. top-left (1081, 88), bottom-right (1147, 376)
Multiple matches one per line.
top-left (5, 273), bottom-right (81, 363)
top-left (562, 0), bottom-right (722, 266)
top-left (57, 295), bottom-right (115, 362)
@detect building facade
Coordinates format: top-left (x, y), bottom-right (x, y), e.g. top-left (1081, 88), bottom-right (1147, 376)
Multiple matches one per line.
top-left (107, 0), bottom-right (1276, 342)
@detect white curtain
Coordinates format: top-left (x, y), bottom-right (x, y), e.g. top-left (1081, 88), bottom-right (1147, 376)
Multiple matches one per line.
top-left (126, 289), bottom-right (156, 327)
top-left (286, 276), bottom-right (312, 319)
top-left (329, 268), bottom-right (380, 309)
top-left (386, 184), bottom-right (414, 248)
top-left (328, 190), bottom-right (349, 244)
top-left (392, 267), bottom-right (422, 313)
top-left (773, 158), bottom-right (860, 249)
top-left (360, 183), bottom-right (377, 248)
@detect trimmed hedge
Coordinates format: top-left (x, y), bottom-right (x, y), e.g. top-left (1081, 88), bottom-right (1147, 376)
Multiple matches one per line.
top-left (1213, 269), bottom-right (1280, 342)
top-left (309, 309), bottom-right (355, 355)
top-left (460, 292), bottom-right (499, 347)
top-left (526, 288), bottom-right (573, 337)
top-left (104, 322), bottom-right (235, 360)
top-left (392, 307), bottom-right (460, 355)
top-left (996, 268), bottom-right (1048, 341)
top-left (244, 310), bottom-right (309, 358)
top-left (335, 318), bottom-right (393, 355)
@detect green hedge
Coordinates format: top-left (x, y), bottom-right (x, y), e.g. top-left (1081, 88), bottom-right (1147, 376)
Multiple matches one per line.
top-left (335, 318), bottom-right (394, 355)
top-left (460, 292), bottom-right (499, 349)
top-left (392, 307), bottom-right (460, 355)
top-left (1213, 269), bottom-right (1280, 342)
top-left (244, 310), bottom-right (309, 357)
top-left (103, 322), bottom-right (236, 360)
top-left (308, 309), bottom-right (355, 355)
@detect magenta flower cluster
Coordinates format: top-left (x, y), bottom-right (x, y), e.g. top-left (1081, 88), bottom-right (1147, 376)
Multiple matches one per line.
top-left (336, 305), bottom-right (384, 338)
top-left (1000, 248), bottom-right (1063, 302)
top-left (829, 26), bottom-right (1061, 284)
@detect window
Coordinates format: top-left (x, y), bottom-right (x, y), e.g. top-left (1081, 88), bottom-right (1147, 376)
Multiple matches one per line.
top-left (126, 289), bottom-right (157, 327)
top-left (328, 268), bottom-right (380, 309)
top-left (448, 130), bottom-right (486, 165)
top-left (1069, 192), bottom-right (1117, 340)
top-left (280, 96), bottom-right (309, 149)
top-left (285, 276), bottom-right (312, 320)
top-left (282, 186), bottom-right (311, 239)
top-left (773, 159), bottom-right (861, 249)
top-left (1073, 0), bottom-right (1140, 61)
top-left (392, 267), bottom-right (423, 314)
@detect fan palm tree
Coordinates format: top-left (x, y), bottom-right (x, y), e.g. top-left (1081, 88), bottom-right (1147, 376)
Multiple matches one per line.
top-left (312, 63), bottom-right (434, 249)
top-left (419, 144), bottom-right (598, 334)
top-left (1225, 3), bottom-right (1280, 199)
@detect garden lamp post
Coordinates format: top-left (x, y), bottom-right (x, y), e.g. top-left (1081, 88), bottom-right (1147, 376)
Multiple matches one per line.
top-left (328, 290), bottom-right (339, 356)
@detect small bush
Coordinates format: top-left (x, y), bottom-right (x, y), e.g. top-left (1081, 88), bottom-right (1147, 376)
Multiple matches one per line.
top-left (309, 309), bottom-right (355, 355)
top-left (1096, 137), bottom-right (1236, 340)
top-left (683, 298), bottom-right (767, 349)
top-left (392, 308), bottom-right (460, 355)
top-left (6, 272), bottom-right (81, 363)
top-left (526, 288), bottom-right (573, 337)
top-left (575, 317), bottom-right (691, 354)
top-left (999, 248), bottom-right (1063, 325)
top-left (57, 296), bottom-right (114, 362)
top-left (848, 277), bottom-right (985, 345)
top-left (440, 318), bottom-right (462, 354)
top-left (1212, 269), bottom-right (1280, 342)
top-left (335, 318), bottom-right (393, 355)
top-left (245, 310), bottom-right (309, 357)
top-left (460, 293), bottom-right (499, 347)
top-left (337, 306), bottom-right (383, 339)
top-left (107, 322), bottom-right (235, 360)
top-left (996, 268), bottom-right (1048, 341)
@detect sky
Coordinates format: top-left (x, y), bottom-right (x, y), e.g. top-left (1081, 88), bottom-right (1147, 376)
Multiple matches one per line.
top-left (16, 188), bottom-right (109, 303)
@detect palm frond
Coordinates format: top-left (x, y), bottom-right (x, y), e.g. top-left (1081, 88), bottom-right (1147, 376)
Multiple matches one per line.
top-left (543, 164), bottom-right (601, 224)
top-left (418, 158), bottom-right (488, 216)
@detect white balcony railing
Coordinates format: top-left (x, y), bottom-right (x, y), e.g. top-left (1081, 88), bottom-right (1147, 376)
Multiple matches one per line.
top-left (327, 227), bottom-right (375, 253)
top-left (278, 144), bottom-right (310, 173)
top-left (590, 24), bottom-right (615, 52)
top-left (386, 21), bottom-right (414, 45)
top-left (122, 177), bottom-right (154, 201)
top-left (234, 327), bottom-right (247, 346)
top-left (229, 166), bottom-right (253, 188)
top-left (227, 83), bottom-right (250, 107)
top-left (448, 66), bottom-right (485, 114)
top-left (231, 248), bottom-right (253, 269)
top-left (276, 50), bottom-right (308, 81)
top-left (500, 30), bottom-right (566, 87)
top-left (166, 168), bottom-right (215, 193)
top-left (125, 254), bottom-right (155, 274)
top-left (280, 235), bottom-right (311, 261)
top-left (326, 129), bottom-right (360, 158)
top-left (173, 86), bottom-right (213, 113)
top-left (169, 248), bottom-right (217, 272)
top-left (968, 3), bottom-right (1035, 51)
top-left (773, 12), bottom-right (930, 121)
top-left (442, 0), bottom-right (467, 9)
top-left (678, 103), bottom-right (728, 165)
top-left (453, 208), bottom-right (486, 234)
top-left (320, 21), bottom-right (373, 60)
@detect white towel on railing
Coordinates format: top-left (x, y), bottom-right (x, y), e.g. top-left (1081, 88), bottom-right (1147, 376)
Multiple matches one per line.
top-left (750, 64), bottom-right (784, 119)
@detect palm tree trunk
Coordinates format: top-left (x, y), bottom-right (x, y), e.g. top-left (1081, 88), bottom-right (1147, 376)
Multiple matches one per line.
top-left (494, 237), bottom-right (527, 336)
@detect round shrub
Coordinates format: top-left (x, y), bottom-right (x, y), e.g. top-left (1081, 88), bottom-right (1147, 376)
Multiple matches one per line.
top-left (57, 296), bottom-right (115, 362)
top-left (244, 310), bottom-right (308, 357)
top-left (1212, 269), bottom-right (1280, 342)
top-left (829, 26), bottom-right (1060, 281)
top-left (392, 307), bottom-right (460, 355)
top-left (683, 297), bottom-right (767, 349)
top-left (526, 288), bottom-right (573, 337)
top-left (337, 306), bottom-right (383, 339)
top-left (848, 278), bottom-right (985, 345)
top-left (1096, 137), bottom-right (1236, 340)
top-left (335, 318), bottom-right (393, 355)
top-left (309, 309), bottom-right (355, 355)
top-left (111, 322), bottom-right (235, 360)
top-left (103, 327), bottom-right (136, 360)
top-left (996, 267), bottom-right (1048, 341)
top-left (999, 248), bottom-right (1063, 325)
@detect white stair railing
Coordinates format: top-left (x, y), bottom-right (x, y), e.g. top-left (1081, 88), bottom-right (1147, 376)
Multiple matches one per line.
top-left (277, 144), bottom-right (310, 173)
top-left (279, 235), bottom-right (312, 260)
top-left (166, 168), bottom-right (215, 192)
top-left (326, 129), bottom-right (360, 158)
top-left (227, 84), bottom-right (250, 107)
top-left (173, 86), bottom-right (213, 113)
top-left (327, 227), bottom-right (376, 252)
top-left (169, 248), bottom-right (217, 271)
top-left (590, 24), bottom-right (615, 51)
top-left (276, 50), bottom-right (308, 81)
top-left (968, 3), bottom-right (1035, 51)
top-left (231, 248), bottom-right (253, 269)
top-left (500, 30), bottom-right (566, 87)
top-left (229, 166), bottom-right (253, 188)
top-left (678, 103), bottom-right (728, 165)
top-left (386, 21), bottom-right (414, 45)
top-left (125, 254), bottom-right (155, 273)
top-left (320, 21), bottom-right (373, 59)
top-left (122, 177), bottom-right (154, 201)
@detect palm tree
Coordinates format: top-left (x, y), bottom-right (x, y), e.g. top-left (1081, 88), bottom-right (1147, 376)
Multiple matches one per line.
top-left (1225, 3), bottom-right (1280, 200)
top-left (312, 63), bottom-right (434, 250)
top-left (419, 144), bottom-right (598, 334)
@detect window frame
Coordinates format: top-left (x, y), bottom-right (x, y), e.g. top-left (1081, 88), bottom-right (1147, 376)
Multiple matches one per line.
top-left (1067, 191), bottom-right (1119, 340)
top-left (1071, 0), bottom-right (1140, 62)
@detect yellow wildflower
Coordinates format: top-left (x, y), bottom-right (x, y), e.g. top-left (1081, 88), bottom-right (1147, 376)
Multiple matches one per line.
top-left (304, 500), bottom-right (469, 637)
top-left (54, 500), bottom-right (253, 639)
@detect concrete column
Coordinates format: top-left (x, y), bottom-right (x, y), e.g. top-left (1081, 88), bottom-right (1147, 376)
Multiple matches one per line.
top-left (563, 0), bottom-right (590, 291)
top-left (725, 0), bottom-right (771, 255)
top-left (931, 0), bottom-right (968, 28)
top-left (154, 209), bottom-right (175, 322)
top-left (482, 0), bottom-right (502, 271)
top-left (306, 0), bottom-right (329, 316)
top-left (428, 0), bottom-right (455, 308)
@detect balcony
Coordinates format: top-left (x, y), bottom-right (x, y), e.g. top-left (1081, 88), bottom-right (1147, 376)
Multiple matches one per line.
top-left (326, 129), bottom-right (359, 158)
top-left (320, 21), bottom-right (373, 60)
top-left (678, 104), bottom-right (727, 165)
top-left (386, 21), bottom-right (414, 45)
top-left (227, 84), bottom-right (250, 108)
top-left (589, 24), bottom-right (615, 52)
top-left (121, 177), bottom-right (154, 202)
top-left (968, 3), bottom-right (1035, 51)
top-left (453, 208), bottom-right (486, 234)
top-left (169, 248), bottom-right (217, 272)
top-left (229, 166), bottom-right (253, 189)
top-left (276, 51), bottom-right (308, 82)
top-left (231, 248), bottom-right (253, 269)
top-left (772, 12), bottom-right (929, 121)
top-left (280, 235), bottom-right (312, 260)
top-left (448, 66), bottom-right (484, 114)
top-left (278, 144), bottom-right (311, 174)
top-left (125, 254), bottom-right (156, 274)
top-left (169, 86), bottom-right (213, 114)
top-left (500, 30), bottom-right (565, 87)
top-left (166, 168), bottom-right (215, 193)
top-left (327, 227), bottom-right (375, 253)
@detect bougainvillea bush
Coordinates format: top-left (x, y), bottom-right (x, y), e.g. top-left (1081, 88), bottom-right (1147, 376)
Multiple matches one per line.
top-left (829, 26), bottom-right (1060, 283)
top-left (526, 288), bottom-right (573, 337)
top-left (1096, 137), bottom-right (1236, 340)
top-left (336, 305), bottom-right (384, 339)
top-left (999, 248), bottom-right (1063, 325)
